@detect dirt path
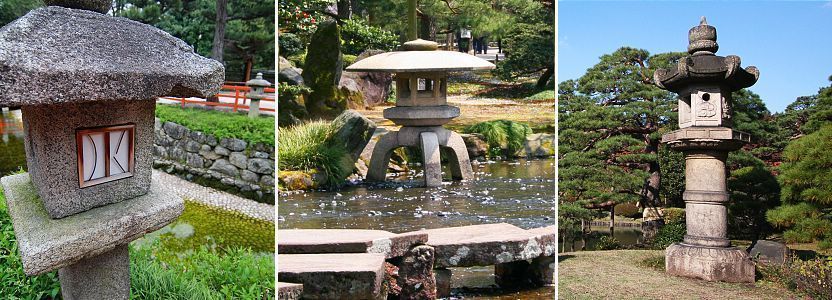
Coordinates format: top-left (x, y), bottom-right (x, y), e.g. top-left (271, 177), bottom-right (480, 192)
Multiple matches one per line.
top-left (558, 250), bottom-right (798, 300)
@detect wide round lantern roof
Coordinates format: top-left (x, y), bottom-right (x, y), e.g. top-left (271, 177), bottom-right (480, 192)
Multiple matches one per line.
top-left (346, 39), bottom-right (495, 73)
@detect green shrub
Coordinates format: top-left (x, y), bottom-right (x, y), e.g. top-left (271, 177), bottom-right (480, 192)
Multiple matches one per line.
top-left (0, 189), bottom-right (62, 299)
top-left (614, 203), bottom-right (639, 218)
top-left (287, 52), bottom-right (306, 67)
top-left (278, 32), bottom-right (304, 57)
top-left (596, 235), bottom-right (621, 250)
top-left (155, 105), bottom-right (275, 146)
top-left (761, 257), bottom-right (832, 299)
top-left (340, 18), bottom-right (399, 56)
top-left (663, 207), bottom-right (685, 225)
top-left (342, 54), bottom-right (357, 67)
top-left (278, 82), bottom-right (311, 99)
top-left (277, 121), bottom-right (351, 187)
top-left (131, 243), bottom-right (274, 299)
top-left (464, 120), bottom-right (532, 157)
top-left (652, 222), bottom-right (686, 249)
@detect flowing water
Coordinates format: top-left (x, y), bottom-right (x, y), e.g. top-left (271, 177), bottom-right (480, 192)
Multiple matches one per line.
top-left (278, 158), bottom-right (556, 299)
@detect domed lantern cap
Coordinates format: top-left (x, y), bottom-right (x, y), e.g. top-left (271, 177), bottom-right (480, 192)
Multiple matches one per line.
top-left (0, 6), bottom-right (224, 107)
top-left (654, 17), bottom-right (759, 93)
top-left (346, 39), bottom-right (495, 73)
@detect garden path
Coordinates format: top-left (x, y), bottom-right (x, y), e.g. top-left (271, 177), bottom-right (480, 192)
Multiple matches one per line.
top-left (152, 170), bottom-right (274, 222)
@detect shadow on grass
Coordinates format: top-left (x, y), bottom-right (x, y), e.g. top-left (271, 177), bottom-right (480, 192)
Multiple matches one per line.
top-left (558, 254), bottom-right (576, 263)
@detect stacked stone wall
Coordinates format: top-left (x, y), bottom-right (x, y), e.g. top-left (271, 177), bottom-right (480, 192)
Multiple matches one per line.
top-left (152, 119), bottom-right (275, 204)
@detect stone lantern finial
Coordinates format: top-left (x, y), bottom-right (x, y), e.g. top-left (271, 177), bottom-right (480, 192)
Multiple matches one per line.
top-left (688, 16), bottom-right (718, 56)
top-left (44, 0), bottom-right (111, 13)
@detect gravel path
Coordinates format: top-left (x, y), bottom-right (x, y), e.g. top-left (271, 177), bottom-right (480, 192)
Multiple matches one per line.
top-left (153, 170), bottom-right (274, 222)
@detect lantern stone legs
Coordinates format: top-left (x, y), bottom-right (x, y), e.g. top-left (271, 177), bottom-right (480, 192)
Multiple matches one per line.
top-left (367, 126), bottom-right (473, 187)
top-left (662, 128), bottom-right (755, 283)
top-left (58, 245), bottom-right (130, 300)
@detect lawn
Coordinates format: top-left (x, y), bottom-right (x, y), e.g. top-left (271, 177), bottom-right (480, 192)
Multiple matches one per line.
top-left (559, 250), bottom-right (798, 300)
top-left (156, 104), bottom-right (275, 146)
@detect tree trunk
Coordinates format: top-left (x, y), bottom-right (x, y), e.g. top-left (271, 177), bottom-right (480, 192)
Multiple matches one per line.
top-left (536, 67), bottom-right (553, 89)
top-left (407, 0), bottom-right (417, 40)
top-left (609, 206), bottom-right (615, 236)
top-left (207, 0), bottom-right (227, 107)
top-left (642, 140), bottom-right (661, 208)
top-left (337, 0), bottom-right (352, 19)
top-left (419, 13), bottom-right (435, 41)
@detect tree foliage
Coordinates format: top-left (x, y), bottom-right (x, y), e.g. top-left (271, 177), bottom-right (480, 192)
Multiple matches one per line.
top-left (0, 0), bottom-right (42, 27)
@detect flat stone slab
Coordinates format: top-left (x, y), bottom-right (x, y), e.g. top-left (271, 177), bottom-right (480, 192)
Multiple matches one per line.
top-left (414, 223), bottom-right (556, 267)
top-left (277, 282), bottom-right (303, 300)
top-left (278, 253), bottom-right (386, 299)
top-left (277, 229), bottom-right (427, 259)
top-left (0, 6), bottom-right (223, 106)
top-left (1, 173), bottom-right (183, 275)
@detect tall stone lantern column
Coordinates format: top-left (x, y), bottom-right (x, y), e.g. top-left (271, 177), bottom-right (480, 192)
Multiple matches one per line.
top-left (654, 17), bottom-right (759, 283)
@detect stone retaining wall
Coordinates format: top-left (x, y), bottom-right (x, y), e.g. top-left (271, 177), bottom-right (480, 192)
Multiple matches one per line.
top-left (152, 119), bottom-right (275, 204)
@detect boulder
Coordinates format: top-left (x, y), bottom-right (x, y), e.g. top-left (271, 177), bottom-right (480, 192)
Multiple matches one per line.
top-left (278, 56), bottom-right (304, 86)
top-left (209, 159), bottom-right (239, 177)
top-left (749, 240), bottom-right (789, 266)
top-left (522, 133), bottom-right (555, 157)
top-left (337, 75), bottom-right (368, 109)
top-left (330, 110), bottom-right (376, 161)
top-left (278, 94), bottom-right (308, 127)
top-left (461, 133), bottom-right (489, 158)
top-left (302, 20), bottom-right (345, 119)
top-left (339, 49), bottom-right (393, 107)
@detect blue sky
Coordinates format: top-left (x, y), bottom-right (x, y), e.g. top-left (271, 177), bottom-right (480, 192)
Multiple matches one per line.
top-left (558, 1), bottom-right (832, 113)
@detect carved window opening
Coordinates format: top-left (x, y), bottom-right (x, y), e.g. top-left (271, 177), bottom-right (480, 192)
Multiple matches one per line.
top-left (76, 124), bottom-right (135, 188)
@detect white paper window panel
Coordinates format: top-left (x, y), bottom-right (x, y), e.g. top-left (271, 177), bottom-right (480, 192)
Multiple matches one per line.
top-left (109, 130), bottom-right (130, 175)
top-left (81, 132), bottom-right (106, 181)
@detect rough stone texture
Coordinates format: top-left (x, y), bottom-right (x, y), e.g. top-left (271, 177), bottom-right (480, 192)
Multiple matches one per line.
top-left (247, 158), bottom-right (275, 174)
top-left (277, 229), bottom-right (428, 259)
top-left (45, 0), bottom-right (111, 13)
top-left (209, 159), bottom-right (239, 177)
top-left (530, 255), bottom-right (556, 286)
top-left (494, 260), bottom-right (533, 288)
top-left (665, 243), bottom-right (755, 283)
top-left (278, 56), bottom-right (304, 86)
top-left (331, 110), bottom-right (376, 161)
top-left (0, 7), bottom-right (223, 106)
top-left (421, 132), bottom-right (442, 187)
top-left (153, 171), bottom-right (273, 222)
top-left (338, 75), bottom-right (368, 110)
top-left (366, 127), bottom-right (473, 187)
top-left (414, 223), bottom-right (555, 268)
top-left (278, 253), bottom-right (387, 300)
top-left (749, 240), bottom-right (789, 266)
top-left (302, 19), bottom-right (345, 118)
top-left (340, 49), bottom-right (393, 107)
top-left (522, 133), bottom-right (555, 157)
top-left (22, 99), bottom-right (155, 218)
top-left (460, 133), bottom-right (488, 158)
top-left (1, 173), bottom-right (183, 275)
top-left (434, 268), bottom-right (452, 298)
top-left (277, 282), bottom-right (303, 300)
top-left (398, 245), bottom-right (436, 300)
top-left (58, 244), bottom-right (130, 300)
top-left (383, 105), bottom-right (460, 126)
top-left (220, 138), bottom-right (247, 152)
top-left (229, 152), bottom-right (248, 169)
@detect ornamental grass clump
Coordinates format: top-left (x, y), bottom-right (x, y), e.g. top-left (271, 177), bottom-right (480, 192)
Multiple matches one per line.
top-left (277, 120), bottom-right (351, 187)
top-left (464, 120), bottom-right (532, 157)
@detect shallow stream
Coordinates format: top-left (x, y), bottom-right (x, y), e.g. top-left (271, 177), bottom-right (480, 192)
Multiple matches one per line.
top-left (278, 158), bottom-right (556, 299)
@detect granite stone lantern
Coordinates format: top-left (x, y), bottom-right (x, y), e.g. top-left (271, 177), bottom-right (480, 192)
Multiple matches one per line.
top-left (655, 17), bottom-right (758, 283)
top-left (246, 72), bottom-right (271, 118)
top-left (346, 39), bottom-right (495, 187)
top-left (0, 1), bottom-right (223, 299)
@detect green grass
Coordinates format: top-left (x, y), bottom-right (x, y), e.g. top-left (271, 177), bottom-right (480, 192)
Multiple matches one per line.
top-left (277, 121), bottom-right (351, 187)
top-left (1, 188), bottom-right (275, 299)
top-left (155, 104), bottom-right (275, 146)
top-left (464, 120), bottom-right (532, 156)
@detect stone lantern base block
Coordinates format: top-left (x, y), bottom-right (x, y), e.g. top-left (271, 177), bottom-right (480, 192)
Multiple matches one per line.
top-left (59, 244), bottom-right (130, 300)
top-left (0, 173), bottom-right (183, 275)
top-left (665, 243), bottom-right (755, 283)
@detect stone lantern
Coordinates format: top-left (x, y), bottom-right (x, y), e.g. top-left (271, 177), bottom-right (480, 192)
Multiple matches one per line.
top-left (0, 2), bottom-right (223, 299)
top-left (655, 17), bottom-right (758, 282)
top-left (345, 39), bottom-right (495, 187)
top-left (246, 72), bottom-right (272, 118)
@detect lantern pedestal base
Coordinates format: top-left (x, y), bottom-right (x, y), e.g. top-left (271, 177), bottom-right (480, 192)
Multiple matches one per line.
top-left (665, 243), bottom-right (755, 283)
top-left (59, 244), bottom-right (130, 300)
top-left (367, 126), bottom-right (472, 187)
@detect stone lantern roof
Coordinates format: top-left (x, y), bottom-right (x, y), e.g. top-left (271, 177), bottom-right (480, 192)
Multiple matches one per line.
top-left (345, 39), bottom-right (495, 73)
top-left (654, 17), bottom-right (759, 93)
top-left (0, 6), bottom-right (224, 106)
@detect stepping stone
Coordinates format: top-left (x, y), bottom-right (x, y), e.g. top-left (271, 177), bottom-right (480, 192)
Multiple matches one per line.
top-left (277, 229), bottom-right (427, 258)
top-left (1, 173), bottom-right (183, 275)
top-left (278, 253), bottom-right (387, 300)
top-left (277, 282), bottom-right (303, 300)
top-left (414, 223), bottom-right (556, 267)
